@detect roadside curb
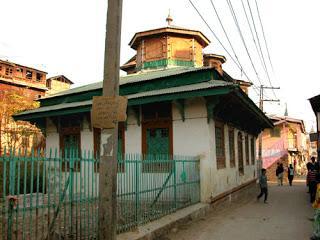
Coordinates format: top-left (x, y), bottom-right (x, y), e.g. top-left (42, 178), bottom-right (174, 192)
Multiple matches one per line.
top-left (117, 203), bottom-right (210, 240)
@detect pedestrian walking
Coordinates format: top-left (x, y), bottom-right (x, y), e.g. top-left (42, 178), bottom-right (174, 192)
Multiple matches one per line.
top-left (310, 175), bottom-right (320, 240)
top-left (257, 168), bottom-right (268, 204)
top-left (310, 157), bottom-right (317, 170)
top-left (308, 166), bottom-right (317, 203)
top-left (276, 162), bottom-right (280, 184)
top-left (276, 163), bottom-right (284, 186)
top-left (288, 164), bottom-right (294, 186)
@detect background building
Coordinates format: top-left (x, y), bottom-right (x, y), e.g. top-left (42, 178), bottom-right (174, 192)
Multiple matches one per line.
top-left (0, 59), bottom-right (73, 154)
top-left (309, 94), bottom-right (320, 159)
top-left (260, 115), bottom-right (308, 180)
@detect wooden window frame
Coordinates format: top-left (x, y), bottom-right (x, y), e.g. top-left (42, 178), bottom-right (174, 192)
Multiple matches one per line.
top-left (229, 128), bottom-right (235, 168)
top-left (142, 120), bottom-right (173, 156)
top-left (26, 70), bottom-right (33, 80)
top-left (215, 121), bottom-right (226, 169)
top-left (251, 137), bottom-right (255, 165)
top-left (238, 132), bottom-right (244, 175)
top-left (59, 126), bottom-right (81, 172)
top-left (141, 102), bottom-right (173, 156)
top-left (141, 102), bottom-right (173, 172)
top-left (245, 134), bottom-right (250, 165)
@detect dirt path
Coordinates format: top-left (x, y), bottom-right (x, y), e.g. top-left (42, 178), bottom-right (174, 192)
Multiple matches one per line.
top-left (167, 180), bottom-right (313, 240)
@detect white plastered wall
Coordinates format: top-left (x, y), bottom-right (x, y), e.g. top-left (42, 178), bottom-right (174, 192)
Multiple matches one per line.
top-left (172, 98), bottom-right (257, 202)
top-left (45, 117), bottom-right (59, 157)
top-left (172, 97), bottom-right (213, 202)
top-left (125, 107), bottom-right (142, 154)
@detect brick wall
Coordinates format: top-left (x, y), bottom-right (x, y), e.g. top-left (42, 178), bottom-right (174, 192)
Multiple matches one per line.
top-left (0, 83), bottom-right (45, 100)
top-left (266, 154), bottom-right (289, 183)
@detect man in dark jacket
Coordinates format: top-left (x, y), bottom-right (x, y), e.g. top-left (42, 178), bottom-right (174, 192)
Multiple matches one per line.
top-left (308, 166), bottom-right (317, 203)
top-left (257, 168), bottom-right (268, 204)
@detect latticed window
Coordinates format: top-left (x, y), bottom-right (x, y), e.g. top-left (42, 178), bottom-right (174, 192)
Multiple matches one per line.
top-left (142, 102), bottom-right (173, 172)
top-left (238, 132), bottom-right (244, 175)
top-left (215, 121), bottom-right (225, 169)
top-left (251, 137), bottom-right (255, 165)
top-left (229, 128), bottom-right (235, 168)
top-left (245, 135), bottom-right (250, 165)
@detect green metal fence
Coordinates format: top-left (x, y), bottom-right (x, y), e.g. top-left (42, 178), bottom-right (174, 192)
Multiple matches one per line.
top-left (0, 148), bottom-right (200, 239)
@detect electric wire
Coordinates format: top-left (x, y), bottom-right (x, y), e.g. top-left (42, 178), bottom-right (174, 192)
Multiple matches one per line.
top-left (209, 0), bottom-right (242, 68)
top-left (240, 0), bottom-right (269, 82)
top-left (225, 0), bottom-right (263, 86)
top-left (246, 0), bottom-right (277, 98)
top-left (187, 0), bottom-right (260, 96)
top-left (254, 0), bottom-right (275, 74)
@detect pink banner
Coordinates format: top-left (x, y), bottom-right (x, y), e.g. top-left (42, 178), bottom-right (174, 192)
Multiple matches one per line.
top-left (262, 139), bottom-right (287, 169)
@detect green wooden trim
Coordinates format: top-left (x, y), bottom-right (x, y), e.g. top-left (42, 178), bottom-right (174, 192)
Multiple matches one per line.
top-left (41, 90), bottom-right (102, 107)
top-left (120, 70), bottom-right (216, 95)
top-left (128, 87), bottom-right (231, 106)
top-left (14, 106), bottom-right (92, 121)
top-left (141, 59), bottom-right (195, 70)
top-left (14, 87), bottom-right (232, 121)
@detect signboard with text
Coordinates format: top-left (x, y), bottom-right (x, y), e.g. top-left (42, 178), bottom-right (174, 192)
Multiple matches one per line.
top-left (91, 96), bottom-right (127, 129)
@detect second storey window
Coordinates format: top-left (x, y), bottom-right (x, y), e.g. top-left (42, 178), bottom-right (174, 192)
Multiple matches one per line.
top-left (5, 67), bottom-right (13, 76)
top-left (26, 70), bottom-right (33, 79)
top-left (215, 121), bottom-right (225, 169)
top-left (36, 73), bottom-right (42, 81)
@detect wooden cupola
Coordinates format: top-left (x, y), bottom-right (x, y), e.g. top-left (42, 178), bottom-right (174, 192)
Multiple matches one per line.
top-left (122, 15), bottom-right (210, 73)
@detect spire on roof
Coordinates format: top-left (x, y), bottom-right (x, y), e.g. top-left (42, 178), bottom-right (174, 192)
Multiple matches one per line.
top-left (166, 10), bottom-right (173, 26)
top-left (284, 103), bottom-right (288, 116)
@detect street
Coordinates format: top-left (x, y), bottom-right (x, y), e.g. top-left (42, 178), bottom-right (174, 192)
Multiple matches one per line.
top-left (167, 180), bottom-right (313, 240)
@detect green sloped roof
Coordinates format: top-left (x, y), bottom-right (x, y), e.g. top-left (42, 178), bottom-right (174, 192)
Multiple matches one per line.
top-left (42, 67), bottom-right (214, 100)
top-left (15, 80), bottom-right (233, 119)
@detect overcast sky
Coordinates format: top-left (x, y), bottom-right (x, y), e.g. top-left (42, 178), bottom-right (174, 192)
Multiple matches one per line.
top-left (0, 0), bottom-right (319, 131)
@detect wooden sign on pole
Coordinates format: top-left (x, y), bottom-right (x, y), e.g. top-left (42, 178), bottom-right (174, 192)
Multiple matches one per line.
top-left (91, 96), bottom-right (127, 129)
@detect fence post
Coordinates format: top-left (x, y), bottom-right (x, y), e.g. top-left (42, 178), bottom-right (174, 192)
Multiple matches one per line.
top-left (69, 148), bottom-right (75, 238)
top-left (135, 154), bottom-right (140, 226)
top-left (7, 197), bottom-right (15, 240)
top-left (7, 149), bottom-right (15, 240)
top-left (173, 156), bottom-right (177, 210)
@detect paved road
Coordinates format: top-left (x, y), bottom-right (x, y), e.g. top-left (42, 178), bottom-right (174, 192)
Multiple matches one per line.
top-left (167, 180), bottom-right (314, 240)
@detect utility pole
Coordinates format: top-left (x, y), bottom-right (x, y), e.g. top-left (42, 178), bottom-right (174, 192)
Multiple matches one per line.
top-left (98, 0), bottom-right (123, 239)
top-left (258, 85), bottom-right (280, 177)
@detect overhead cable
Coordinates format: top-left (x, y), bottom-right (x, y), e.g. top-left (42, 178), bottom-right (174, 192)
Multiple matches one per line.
top-left (225, 0), bottom-right (263, 86)
top-left (254, 0), bottom-right (275, 74)
top-left (246, 0), bottom-right (277, 98)
top-left (187, 0), bottom-right (258, 92)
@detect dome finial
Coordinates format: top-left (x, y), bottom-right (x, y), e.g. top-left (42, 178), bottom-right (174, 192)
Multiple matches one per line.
top-left (166, 9), bottom-right (173, 26)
